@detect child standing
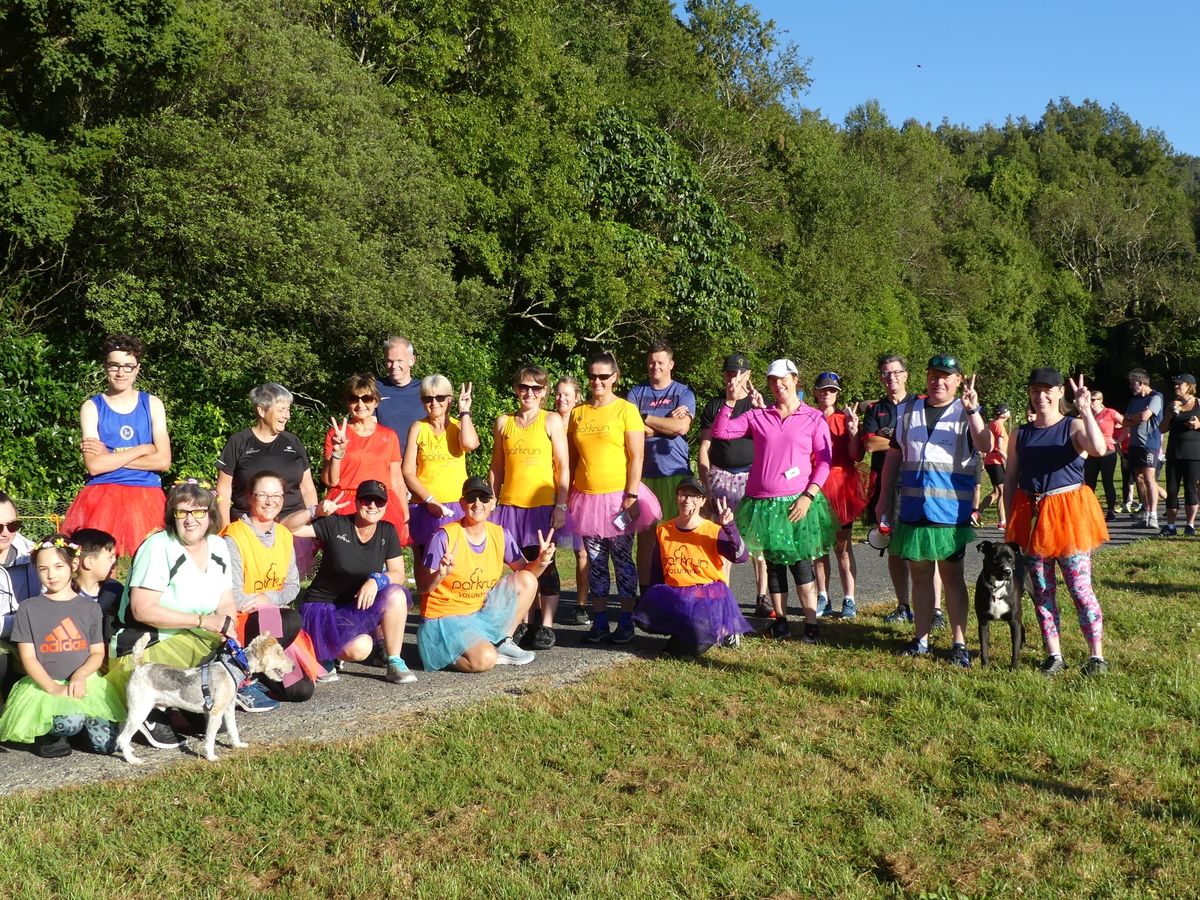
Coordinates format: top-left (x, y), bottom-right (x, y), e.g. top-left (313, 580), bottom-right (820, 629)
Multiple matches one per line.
top-left (0, 535), bottom-right (125, 757)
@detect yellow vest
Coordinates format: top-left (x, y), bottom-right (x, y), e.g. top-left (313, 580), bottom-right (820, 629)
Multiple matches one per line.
top-left (498, 410), bottom-right (555, 508)
top-left (422, 522), bottom-right (506, 619)
top-left (221, 519), bottom-right (294, 596)
top-left (657, 519), bottom-right (727, 587)
top-left (416, 419), bottom-right (468, 502)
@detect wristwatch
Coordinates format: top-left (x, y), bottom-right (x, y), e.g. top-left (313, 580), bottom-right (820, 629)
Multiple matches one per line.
top-left (800, 490), bottom-right (816, 501)
top-left (555, 503), bottom-right (568, 511)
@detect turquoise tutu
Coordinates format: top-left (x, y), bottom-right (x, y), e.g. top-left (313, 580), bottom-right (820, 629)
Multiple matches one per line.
top-left (0, 674), bottom-right (126, 744)
top-left (417, 574), bottom-right (520, 671)
top-left (736, 493), bottom-right (836, 564)
top-left (890, 522), bottom-right (976, 561)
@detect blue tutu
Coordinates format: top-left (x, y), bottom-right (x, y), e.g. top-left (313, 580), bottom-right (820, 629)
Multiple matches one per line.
top-left (417, 574), bottom-right (520, 671)
top-left (633, 581), bottom-right (754, 654)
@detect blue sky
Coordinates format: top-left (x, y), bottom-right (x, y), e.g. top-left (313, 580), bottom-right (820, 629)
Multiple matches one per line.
top-left (685, 1), bottom-right (1196, 155)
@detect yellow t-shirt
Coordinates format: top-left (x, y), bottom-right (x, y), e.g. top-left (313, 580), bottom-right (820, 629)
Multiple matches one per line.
top-left (415, 419), bottom-right (468, 502)
top-left (569, 399), bottom-right (643, 494)
top-left (656, 519), bottom-right (727, 587)
top-left (422, 522), bottom-right (506, 619)
top-left (498, 410), bottom-right (555, 508)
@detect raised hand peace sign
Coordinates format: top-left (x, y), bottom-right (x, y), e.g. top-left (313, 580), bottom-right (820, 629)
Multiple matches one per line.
top-left (713, 495), bottom-right (735, 526)
top-left (1067, 373), bottom-right (1091, 409)
top-left (329, 416), bottom-right (349, 455)
top-left (535, 528), bottom-right (556, 566)
top-left (726, 370), bottom-right (750, 402)
top-left (458, 382), bottom-right (473, 414)
top-left (961, 374), bottom-right (980, 412)
top-left (437, 532), bottom-right (459, 579)
top-left (843, 402), bottom-right (860, 433)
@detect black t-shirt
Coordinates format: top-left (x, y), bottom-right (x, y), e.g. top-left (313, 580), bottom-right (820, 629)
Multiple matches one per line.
top-left (863, 393), bottom-right (914, 472)
top-left (1168, 402), bottom-right (1200, 460)
top-left (699, 395), bottom-right (755, 472)
top-left (217, 428), bottom-right (312, 519)
top-left (306, 515), bottom-right (402, 605)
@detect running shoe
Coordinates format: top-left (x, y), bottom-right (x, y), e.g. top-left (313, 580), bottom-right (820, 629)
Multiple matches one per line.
top-left (530, 626), bottom-right (556, 650)
top-left (949, 643), bottom-right (972, 669)
top-left (235, 681), bottom-right (281, 713)
top-left (884, 605), bottom-right (914, 624)
top-left (572, 606), bottom-right (592, 626)
top-left (582, 616), bottom-right (611, 644)
top-left (840, 598), bottom-right (857, 619)
top-left (610, 616), bottom-right (636, 644)
top-left (1038, 654), bottom-right (1065, 677)
top-left (495, 638), bottom-right (536, 665)
top-left (1082, 657), bottom-right (1110, 677)
top-left (1186, 525), bottom-right (1197, 537)
top-left (899, 639), bottom-right (928, 657)
top-left (1160, 524), bottom-right (1178, 537)
top-left (765, 617), bottom-right (791, 640)
top-left (801, 622), bottom-right (820, 645)
top-left (931, 608), bottom-right (947, 631)
top-left (385, 658), bottom-right (417, 684)
top-left (815, 594), bottom-right (831, 617)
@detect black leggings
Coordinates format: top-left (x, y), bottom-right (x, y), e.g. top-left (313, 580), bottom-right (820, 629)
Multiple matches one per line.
top-left (767, 559), bottom-right (815, 596)
top-left (1166, 457), bottom-right (1200, 510)
top-left (520, 545), bottom-right (560, 596)
top-left (1084, 452), bottom-right (1118, 509)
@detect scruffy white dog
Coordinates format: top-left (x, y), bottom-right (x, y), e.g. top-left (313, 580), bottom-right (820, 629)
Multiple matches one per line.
top-left (116, 633), bottom-right (293, 764)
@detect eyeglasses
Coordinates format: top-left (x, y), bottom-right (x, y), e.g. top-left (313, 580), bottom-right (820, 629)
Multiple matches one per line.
top-left (422, 395), bottom-right (450, 404)
top-left (516, 384), bottom-right (544, 393)
top-left (350, 394), bottom-right (378, 404)
top-left (252, 492), bottom-right (284, 502)
top-left (588, 372), bottom-right (616, 382)
top-left (172, 508), bottom-right (210, 521)
top-left (104, 362), bottom-right (139, 374)
top-left (928, 356), bottom-right (959, 371)
top-left (0, 520), bottom-right (23, 534)
top-left (880, 370), bottom-right (907, 379)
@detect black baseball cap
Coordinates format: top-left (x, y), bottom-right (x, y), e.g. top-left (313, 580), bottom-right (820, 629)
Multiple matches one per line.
top-left (994, 403), bottom-right (1010, 416)
top-left (461, 475), bottom-right (494, 501)
top-left (814, 371), bottom-right (841, 391)
top-left (356, 480), bottom-right (389, 504)
top-left (722, 352), bottom-right (751, 372)
top-left (927, 354), bottom-right (961, 375)
top-left (1027, 367), bottom-right (1064, 387)
top-left (676, 474), bottom-right (708, 497)
top-left (1174, 373), bottom-right (1196, 386)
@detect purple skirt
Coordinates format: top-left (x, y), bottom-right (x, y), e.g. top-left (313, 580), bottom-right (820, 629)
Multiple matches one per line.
top-left (300, 584), bottom-right (409, 661)
top-left (633, 581), bottom-right (754, 654)
top-left (409, 502), bottom-right (465, 548)
top-left (707, 467), bottom-right (750, 511)
top-left (567, 486), bottom-right (662, 539)
top-left (492, 503), bottom-right (574, 548)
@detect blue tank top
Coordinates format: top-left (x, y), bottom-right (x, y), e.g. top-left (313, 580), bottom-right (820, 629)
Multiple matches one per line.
top-left (87, 392), bottom-right (163, 488)
top-left (1016, 418), bottom-right (1084, 495)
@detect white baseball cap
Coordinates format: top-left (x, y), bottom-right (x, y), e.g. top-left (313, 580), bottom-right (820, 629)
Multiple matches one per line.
top-left (766, 359), bottom-right (798, 378)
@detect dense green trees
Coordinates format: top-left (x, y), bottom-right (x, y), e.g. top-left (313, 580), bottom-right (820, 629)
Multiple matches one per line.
top-left (2, 0), bottom-right (1197, 503)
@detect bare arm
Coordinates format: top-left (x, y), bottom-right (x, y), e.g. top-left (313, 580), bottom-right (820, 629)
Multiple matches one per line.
top-left (644, 413), bottom-right (692, 437)
top-left (862, 434), bottom-right (891, 454)
top-left (125, 395), bottom-right (172, 471)
top-left (130, 586), bottom-right (236, 633)
top-left (623, 428), bottom-right (645, 504)
top-left (488, 416), bottom-right (507, 497)
top-left (78, 399), bottom-right (151, 476)
top-left (215, 470), bottom-right (235, 530)
top-left (873, 448), bottom-right (901, 521)
top-left (1001, 430), bottom-right (1020, 524)
top-left (546, 413), bottom-right (570, 509)
top-left (697, 430), bottom-right (713, 485)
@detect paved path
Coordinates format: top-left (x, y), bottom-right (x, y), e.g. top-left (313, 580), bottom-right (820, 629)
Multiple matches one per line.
top-left (0, 514), bottom-right (1157, 795)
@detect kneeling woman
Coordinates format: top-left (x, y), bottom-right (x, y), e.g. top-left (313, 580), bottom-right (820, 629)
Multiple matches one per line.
top-left (1003, 369), bottom-right (1110, 676)
top-left (294, 480), bottom-right (414, 685)
top-left (222, 471), bottom-right (326, 701)
top-left (634, 477), bottom-right (753, 656)
top-left (418, 477), bottom-right (552, 672)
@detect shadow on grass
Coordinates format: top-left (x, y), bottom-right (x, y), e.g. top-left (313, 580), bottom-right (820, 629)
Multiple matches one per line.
top-left (1097, 579), bottom-right (1193, 597)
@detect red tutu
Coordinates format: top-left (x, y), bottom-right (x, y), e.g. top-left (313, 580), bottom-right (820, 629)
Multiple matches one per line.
top-left (326, 487), bottom-right (411, 546)
top-left (1006, 487), bottom-right (1108, 558)
top-left (62, 483), bottom-right (165, 557)
top-left (820, 465), bottom-right (867, 527)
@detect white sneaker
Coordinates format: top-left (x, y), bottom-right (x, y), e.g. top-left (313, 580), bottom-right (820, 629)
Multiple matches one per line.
top-left (1148, 514), bottom-right (1159, 531)
top-left (494, 637), bottom-right (536, 666)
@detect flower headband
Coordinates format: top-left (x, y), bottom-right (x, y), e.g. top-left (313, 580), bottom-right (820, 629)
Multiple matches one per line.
top-left (172, 477), bottom-right (216, 494)
top-left (37, 537), bottom-right (81, 556)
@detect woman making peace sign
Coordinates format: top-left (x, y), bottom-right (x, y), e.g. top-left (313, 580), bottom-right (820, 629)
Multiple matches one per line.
top-left (418, 477), bottom-right (555, 673)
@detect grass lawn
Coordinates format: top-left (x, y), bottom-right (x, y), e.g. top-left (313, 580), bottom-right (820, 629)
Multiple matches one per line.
top-left (3, 538), bottom-right (1199, 898)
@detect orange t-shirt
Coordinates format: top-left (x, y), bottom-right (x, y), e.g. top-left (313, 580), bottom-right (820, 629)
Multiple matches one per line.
top-left (422, 522), bottom-right (507, 619)
top-left (656, 519), bottom-right (727, 587)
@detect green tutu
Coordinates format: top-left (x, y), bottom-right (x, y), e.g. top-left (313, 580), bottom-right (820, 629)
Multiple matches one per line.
top-left (891, 521), bottom-right (976, 561)
top-left (0, 673), bottom-right (126, 744)
top-left (736, 493), bottom-right (837, 564)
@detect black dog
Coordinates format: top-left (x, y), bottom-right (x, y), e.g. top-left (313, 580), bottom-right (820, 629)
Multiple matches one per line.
top-left (975, 540), bottom-right (1026, 668)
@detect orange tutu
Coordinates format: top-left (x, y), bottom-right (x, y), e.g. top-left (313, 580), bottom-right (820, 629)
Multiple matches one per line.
top-left (62, 483), bottom-right (165, 557)
top-left (1006, 486), bottom-right (1108, 558)
top-left (821, 465), bottom-right (867, 527)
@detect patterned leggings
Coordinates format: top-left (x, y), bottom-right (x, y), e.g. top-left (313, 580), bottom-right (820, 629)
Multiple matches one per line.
top-left (1025, 551), bottom-right (1103, 644)
top-left (584, 534), bottom-right (638, 602)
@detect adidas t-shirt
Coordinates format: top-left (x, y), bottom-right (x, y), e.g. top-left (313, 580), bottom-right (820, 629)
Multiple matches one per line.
top-left (12, 594), bottom-right (103, 681)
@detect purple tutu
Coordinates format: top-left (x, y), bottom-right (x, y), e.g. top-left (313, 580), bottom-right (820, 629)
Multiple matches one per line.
top-left (300, 584), bottom-right (409, 661)
top-left (633, 581), bottom-right (754, 654)
top-left (567, 485), bottom-right (662, 539)
top-left (491, 503), bottom-right (559, 548)
top-left (707, 467), bottom-right (750, 512)
top-left (408, 502), bottom-right (465, 549)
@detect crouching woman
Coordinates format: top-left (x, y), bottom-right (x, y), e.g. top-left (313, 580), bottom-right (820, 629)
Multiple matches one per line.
top-left (418, 477), bottom-right (552, 672)
top-left (634, 476), bottom-right (754, 656)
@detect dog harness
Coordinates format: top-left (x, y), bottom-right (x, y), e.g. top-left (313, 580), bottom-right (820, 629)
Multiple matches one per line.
top-left (199, 636), bottom-right (252, 712)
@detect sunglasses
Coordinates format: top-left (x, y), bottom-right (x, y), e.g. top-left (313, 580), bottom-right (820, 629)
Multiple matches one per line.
top-left (0, 520), bottom-right (23, 534)
top-left (588, 372), bottom-right (616, 382)
top-left (928, 356), bottom-right (959, 371)
top-left (350, 394), bottom-right (378, 404)
top-left (357, 497), bottom-right (387, 507)
top-left (104, 362), bottom-right (139, 374)
top-left (172, 508), bottom-right (209, 521)
top-left (516, 384), bottom-right (545, 393)
top-left (422, 395), bottom-right (451, 404)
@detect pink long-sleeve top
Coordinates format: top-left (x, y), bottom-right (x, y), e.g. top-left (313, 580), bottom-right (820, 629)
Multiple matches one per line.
top-left (711, 402), bottom-right (832, 499)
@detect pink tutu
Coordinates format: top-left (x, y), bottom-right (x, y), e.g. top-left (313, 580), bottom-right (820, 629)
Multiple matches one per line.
top-left (567, 485), bottom-right (661, 539)
top-left (63, 483), bottom-right (165, 557)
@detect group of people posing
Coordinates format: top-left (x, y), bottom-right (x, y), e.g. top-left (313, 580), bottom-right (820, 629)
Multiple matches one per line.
top-left (1, 331), bottom-right (1193, 758)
